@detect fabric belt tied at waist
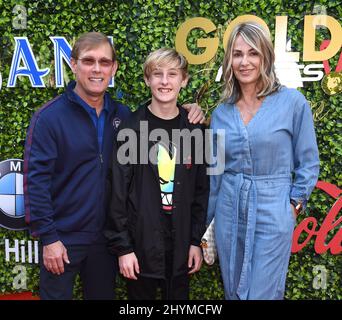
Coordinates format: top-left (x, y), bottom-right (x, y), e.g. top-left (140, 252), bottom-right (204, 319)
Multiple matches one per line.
top-left (223, 172), bottom-right (291, 299)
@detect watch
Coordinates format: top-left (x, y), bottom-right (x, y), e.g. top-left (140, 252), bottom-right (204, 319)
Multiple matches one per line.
top-left (290, 199), bottom-right (303, 215)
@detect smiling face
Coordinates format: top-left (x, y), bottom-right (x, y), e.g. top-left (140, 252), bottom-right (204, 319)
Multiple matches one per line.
top-left (144, 62), bottom-right (188, 106)
top-left (232, 35), bottom-right (261, 88)
top-left (71, 42), bottom-right (117, 104)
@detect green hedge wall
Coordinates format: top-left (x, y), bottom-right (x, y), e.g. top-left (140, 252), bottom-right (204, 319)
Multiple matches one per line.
top-left (0, 0), bottom-right (341, 299)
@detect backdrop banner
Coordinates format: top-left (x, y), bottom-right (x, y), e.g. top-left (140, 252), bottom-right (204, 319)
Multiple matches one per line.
top-left (0, 0), bottom-right (340, 300)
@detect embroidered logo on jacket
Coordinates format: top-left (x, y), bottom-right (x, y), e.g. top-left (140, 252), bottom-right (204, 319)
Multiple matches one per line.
top-left (113, 117), bottom-right (121, 129)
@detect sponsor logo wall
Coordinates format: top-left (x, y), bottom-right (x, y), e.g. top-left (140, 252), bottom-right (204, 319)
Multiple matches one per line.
top-left (0, 1), bottom-right (340, 299)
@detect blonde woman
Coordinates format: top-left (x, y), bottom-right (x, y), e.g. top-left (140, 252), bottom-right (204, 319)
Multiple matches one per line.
top-left (207, 22), bottom-right (319, 299)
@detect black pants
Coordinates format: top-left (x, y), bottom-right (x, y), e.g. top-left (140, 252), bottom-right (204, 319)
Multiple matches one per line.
top-left (39, 243), bottom-right (117, 300)
top-left (126, 250), bottom-right (189, 300)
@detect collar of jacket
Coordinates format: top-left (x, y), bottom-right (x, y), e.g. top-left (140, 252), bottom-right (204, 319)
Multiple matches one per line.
top-left (64, 80), bottom-right (117, 117)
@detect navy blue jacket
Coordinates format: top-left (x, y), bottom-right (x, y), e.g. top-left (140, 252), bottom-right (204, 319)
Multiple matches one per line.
top-left (24, 81), bottom-right (131, 246)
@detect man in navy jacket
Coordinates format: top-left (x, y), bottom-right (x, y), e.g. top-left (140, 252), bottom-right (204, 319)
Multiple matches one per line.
top-left (24, 32), bottom-right (204, 300)
top-left (24, 32), bottom-right (130, 300)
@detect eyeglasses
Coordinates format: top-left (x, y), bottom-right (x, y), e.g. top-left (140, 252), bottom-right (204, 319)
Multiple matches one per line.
top-left (77, 57), bottom-right (114, 68)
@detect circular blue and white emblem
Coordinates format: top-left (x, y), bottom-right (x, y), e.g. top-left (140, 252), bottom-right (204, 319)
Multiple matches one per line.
top-left (0, 159), bottom-right (27, 230)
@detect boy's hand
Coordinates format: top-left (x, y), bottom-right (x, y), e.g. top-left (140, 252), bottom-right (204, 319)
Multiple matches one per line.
top-left (182, 103), bottom-right (205, 124)
top-left (188, 245), bottom-right (203, 274)
top-left (119, 252), bottom-right (140, 280)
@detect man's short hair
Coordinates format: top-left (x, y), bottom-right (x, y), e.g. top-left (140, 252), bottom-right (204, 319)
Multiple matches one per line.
top-left (71, 32), bottom-right (116, 61)
top-left (143, 48), bottom-right (188, 79)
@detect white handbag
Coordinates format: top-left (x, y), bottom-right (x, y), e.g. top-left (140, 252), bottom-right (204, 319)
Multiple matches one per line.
top-left (200, 219), bottom-right (217, 265)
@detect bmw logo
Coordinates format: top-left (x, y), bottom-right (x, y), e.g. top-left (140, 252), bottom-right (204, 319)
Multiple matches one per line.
top-left (0, 159), bottom-right (27, 230)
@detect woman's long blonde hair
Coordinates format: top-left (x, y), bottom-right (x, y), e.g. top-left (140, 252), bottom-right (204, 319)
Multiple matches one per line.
top-left (222, 22), bottom-right (281, 103)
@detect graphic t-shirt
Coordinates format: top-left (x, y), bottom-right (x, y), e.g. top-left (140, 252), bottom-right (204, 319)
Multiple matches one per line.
top-left (146, 106), bottom-right (181, 250)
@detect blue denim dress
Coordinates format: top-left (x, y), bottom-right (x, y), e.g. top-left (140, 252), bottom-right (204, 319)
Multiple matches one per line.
top-left (207, 87), bottom-right (319, 300)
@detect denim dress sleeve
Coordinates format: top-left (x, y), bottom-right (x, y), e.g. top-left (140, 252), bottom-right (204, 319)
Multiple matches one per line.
top-left (290, 96), bottom-right (320, 207)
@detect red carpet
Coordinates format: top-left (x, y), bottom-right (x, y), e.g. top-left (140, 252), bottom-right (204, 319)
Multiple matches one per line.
top-left (0, 292), bottom-right (40, 300)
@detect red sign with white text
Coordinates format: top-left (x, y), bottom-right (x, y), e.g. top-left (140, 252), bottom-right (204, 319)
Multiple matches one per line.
top-left (292, 181), bottom-right (342, 255)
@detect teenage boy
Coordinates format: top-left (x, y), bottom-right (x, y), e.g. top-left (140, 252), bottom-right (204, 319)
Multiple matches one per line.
top-left (104, 48), bottom-right (209, 300)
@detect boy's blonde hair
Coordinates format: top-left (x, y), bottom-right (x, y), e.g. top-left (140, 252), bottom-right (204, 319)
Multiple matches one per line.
top-left (143, 48), bottom-right (188, 79)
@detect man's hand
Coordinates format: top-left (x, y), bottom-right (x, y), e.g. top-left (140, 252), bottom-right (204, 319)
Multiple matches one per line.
top-left (188, 245), bottom-right (203, 274)
top-left (43, 240), bottom-right (70, 275)
top-left (119, 252), bottom-right (140, 280)
top-left (182, 103), bottom-right (205, 124)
